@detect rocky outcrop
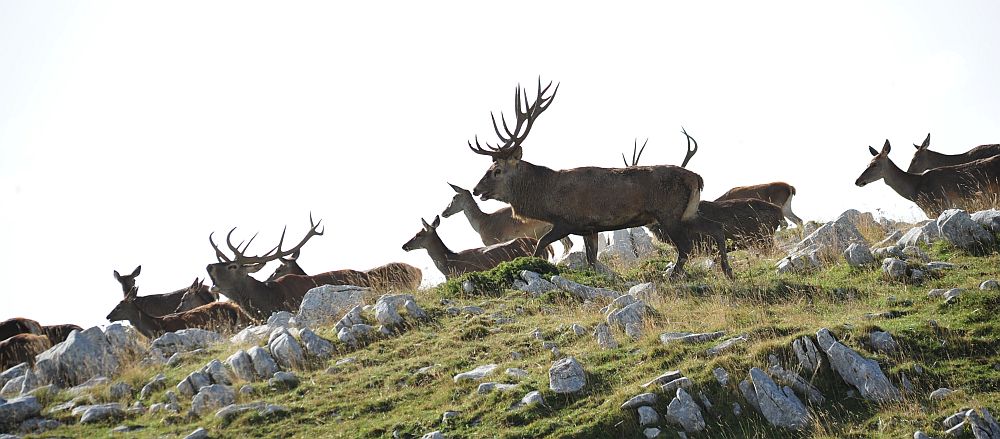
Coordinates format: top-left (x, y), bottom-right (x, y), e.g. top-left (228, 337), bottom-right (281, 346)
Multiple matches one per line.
top-left (34, 326), bottom-right (120, 387)
top-left (816, 328), bottom-right (900, 402)
top-left (549, 357), bottom-right (586, 394)
top-left (937, 209), bottom-right (994, 251)
top-left (664, 388), bottom-right (705, 433)
top-left (748, 367), bottom-right (811, 431)
top-left (296, 285), bottom-right (367, 328)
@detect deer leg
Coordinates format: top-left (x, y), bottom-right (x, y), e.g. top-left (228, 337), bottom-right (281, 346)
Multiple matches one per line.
top-left (687, 218), bottom-right (734, 279)
top-left (661, 226), bottom-right (691, 280)
top-left (533, 226), bottom-right (570, 259)
top-left (558, 236), bottom-right (574, 256)
top-left (583, 233), bottom-right (599, 266)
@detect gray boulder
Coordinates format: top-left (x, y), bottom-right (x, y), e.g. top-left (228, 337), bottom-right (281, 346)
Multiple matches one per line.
top-left (268, 332), bottom-right (306, 370)
top-left (191, 384), bottom-right (235, 416)
top-left (972, 209), bottom-right (1000, 233)
top-left (515, 271), bottom-right (557, 295)
top-left (176, 371), bottom-right (212, 397)
top-left (660, 331), bottom-right (726, 345)
top-left (79, 403), bottom-right (124, 424)
top-left (929, 387), bottom-right (953, 400)
top-left (844, 242), bottom-right (875, 267)
top-left (881, 258), bottom-right (908, 279)
top-left (184, 427), bottom-right (209, 439)
top-left (334, 306), bottom-right (365, 333)
top-left (707, 335), bottom-right (747, 356)
top-left (109, 381), bottom-right (133, 400)
top-left (642, 370), bottom-right (682, 388)
top-left (453, 364), bottom-right (497, 383)
top-left (776, 244), bottom-right (823, 274)
top-left (870, 331), bottom-right (899, 354)
top-left (216, 402), bottom-right (265, 421)
top-left (139, 373), bottom-right (167, 400)
top-left (594, 323), bottom-right (618, 349)
top-left (767, 364), bottom-right (825, 405)
top-left (816, 328), bottom-right (900, 402)
top-left (621, 393), bottom-right (657, 410)
top-left (665, 388), bottom-right (705, 433)
top-left (299, 328), bottom-right (335, 360)
top-left (937, 209), bottom-right (995, 250)
top-left (269, 371), bottom-right (299, 390)
top-left (792, 336), bottom-right (822, 373)
top-left (226, 350), bottom-right (256, 382)
top-left (17, 370), bottom-right (38, 396)
top-left (0, 364), bottom-right (28, 390)
top-left (749, 367), bottom-right (811, 431)
top-left (550, 276), bottom-right (618, 300)
top-left (967, 408), bottom-right (1000, 439)
top-left (981, 280), bottom-right (1000, 290)
top-left (548, 357), bottom-right (586, 394)
top-left (247, 347), bottom-right (279, 380)
top-left (0, 396), bottom-right (41, 429)
top-left (637, 405), bottom-right (659, 426)
top-left (204, 359), bottom-right (234, 386)
top-left (103, 323), bottom-right (145, 358)
top-left (628, 282), bottom-right (658, 302)
top-left (897, 221), bottom-right (940, 247)
top-left (296, 285), bottom-right (367, 328)
top-left (606, 301), bottom-right (648, 338)
top-left (514, 390), bottom-right (545, 409)
top-left (150, 329), bottom-right (222, 357)
top-left (34, 326), bottom-right (119, 387)
top-left (230, 325), bottom-right (274, 345)
top-left (713, 367), bottom-right (730, 386)
top-left (659, 377), bottom-right (693, 395)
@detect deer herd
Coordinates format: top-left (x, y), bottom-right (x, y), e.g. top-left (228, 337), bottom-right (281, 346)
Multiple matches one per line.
top-left (3, 78), bottom-right (998, 371)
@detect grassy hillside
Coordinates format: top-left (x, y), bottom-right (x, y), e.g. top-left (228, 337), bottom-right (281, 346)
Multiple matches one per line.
top-left (23, 232), bottom-right (1000, 438)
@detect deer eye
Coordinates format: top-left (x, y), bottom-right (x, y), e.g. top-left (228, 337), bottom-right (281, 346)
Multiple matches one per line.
top-left (493, 168), bottom-right (501, 176)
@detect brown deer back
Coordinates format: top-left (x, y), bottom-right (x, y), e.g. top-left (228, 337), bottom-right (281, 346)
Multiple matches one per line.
top-left (698, 199), bottom-right (783, 249)
top-left (0, 317), bottom-right (44, 342)
top-left (715, 182), bottom-right (795, 206)
top-left (0, 333), bottom-right (52, 370)
top-left (157, 302), bottom-right (253, 335)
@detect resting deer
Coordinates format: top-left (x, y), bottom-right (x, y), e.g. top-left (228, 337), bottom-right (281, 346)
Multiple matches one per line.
top-left (402, 216), bottom-right (539, 279)
top-left (106, 286), bottom-right (253, 338)
top-left (625, 132), bottom-right (783, 250)
top-left (1, 333), bottom-right (52, 370)
top-left (906, 133), bottom-right (1000, 174)
top-left (42, 324), bottom-right (82, 344)
top-left (266, 249), bottom-right (422, 292)
top-left (113, 265), bottom-right (216, 316)
top-left (468, 78), bottom-right (732, 279)
top-left (442, 183), bottom-right (574, 257)
top-left (1, 317), bottom-right (44, 342)
top-left (856, 140), bottom-right (1000, 217)
top-left (714, 183), bottom-right (802, 230)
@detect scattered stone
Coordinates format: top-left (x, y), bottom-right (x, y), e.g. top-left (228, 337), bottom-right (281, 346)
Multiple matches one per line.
top-left (713, 368), bottom-right (730, 386)
top-left (225, 350), bottom-right (256, 382)
top-left (461, 306), bottom-right (485, 315)
top-left (882, 258), bottom-right (908, 280)
top-left (707, 335), bottom-right (747, 356)
top-left (516, 271), bottom-right (557, 295)
top-left (548, 357), bottom-right (586, 394)
top-left (505, 368), bottom-right (529, 379)
top-left (664, 388), bottom-right (705, 433)
top-left (944, 410), bottom-right (967, 428)
top-left (659, 377), bottom-right (693, 394)
top-left (0, 396), bottom-right (41, 430)
top-left (166, 349), bottom-right (206, 367)
top-left (421, 431), bottom-right (445, 439)
top-left (191, 384), bottom-right (235, 416)
top-left (816, 328), bottom-right (900, 402)
top-left (268, 332), bottom-right (306, 371)
top-left (296, 285), bottom-right (367, 328)
top-left (926, 261), bottom-right (955, 271)
top-left (621, 393), bottom-right (657, 410)
top-left (628, 282), bottom-right (657, 302)
top-left (268, 371), bottom-right (299, 390)
top-left (792, 336), bottom-right (822, 373)
top-left (966, 408), bottom-right (1000, 439)
top-left (844, 242), bottom-right (875, 267)
top-left (638, 405), bottom-right (659, 426)
top-left (642, 370), bottom-right (683, 388)
top-left (17, 370), bottom-right (38, 396)
top-left (476, 382), bottom-right (518, 394)
top-left (298, 328), bottom-right (335, 361)
top-left (79, 403), bottom-right (124, 424)
top-left (929, 388), bottom-right (953, 400)
top-left (514, 391), bottom-right (545, 409)
top-left (1, 377), bottom-right (24, 398)
top-left (247, 347), bottom-right (279, 380)
top-left (937, 209), bottom-right (995, 251)
top-left (914, 431), bottom-right (931, 439)
top-left (150, 329), bottom-right (222, 357)
top-left (732, 402), bottom-right (743, 416)
top-left (643, 427), bottom-right (662, 438)
top-left (981, 280), bottom-right (1000, 290)
top-left (945, 420), bottom-right (968, 436)
top-left (570, 324), bottom-right (587, 336)
top-left (184, 427), bottom-right (209, 439)
top-left (660, 331), bottom-right (726, 345)
top-left (111, 424), bottom-right (144, 433)
top-left (898, 221), bottom-right (940, 247)
top-left (0, 364), bottom-right (28, 391)
top-left (34, 326), bottom-right (121, 387)
top-left (870, 330), bottom-right (899, 354)
top-left (17, 417), bottom-right (61, 434)
top-left (748, 368), bottom-right (811, 430)
top-left (550, 275), bottom-right (619, 300)
top-left (943, 289), bottom-right (963, 303)
top-left (767, 364), bottom-right (825, 405)
top-left (902, 245), bottom-right (930, 262)
top-left (453, 364), bottom-right (497, 383)
top-left (109, 381), bottom-right (133, 400)
top-left (441, 410), bottom-right (459, 423)
top-left (594, 323), bottom-right (618, 349)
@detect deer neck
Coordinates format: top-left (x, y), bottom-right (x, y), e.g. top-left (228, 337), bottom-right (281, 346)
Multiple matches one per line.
top-left (925, 150), bottom-right (967, 168)
top-left (126, 303), bottom-right (164, 338)
top-left (505, 162), bottom-right (556, 221)
top-left (458, 197), bottom-right (490, 235)
top-left (421, 232), bottom-right (458, 276)
top-left (215, 275), bottom-right (274, 321)
top-left (880, 159), bottom-right (921, 201)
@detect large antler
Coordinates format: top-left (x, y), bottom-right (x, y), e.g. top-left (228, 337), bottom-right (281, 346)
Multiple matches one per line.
top-left (623, 138), bottom-right (649, 167)
top-left (469, 77), bottom-right (559, 161)
top-left (209, 214), bottom-right (323, 265)
top-left (680, 127), bottom-right (698, 168)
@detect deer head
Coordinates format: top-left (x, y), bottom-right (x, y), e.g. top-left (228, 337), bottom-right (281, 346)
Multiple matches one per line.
top-left (106, 286), bottom-right (142, 323)
top-left (471, 78), bottom-right (558, 203)
top-left (206, 214), bottom-right (323, 295)
top-left (905, 133), bottom-right (933, 173)
top-left (265, 250), bottom-right (304, 282)
top-left (442, 183), bottom-right (475, 218)
top-left (401, 216), bottom-right (441, 251)
top-left (113, 265), bottom-right (141, 296)
top-left (855, 140), bottom-right (894, 187)
top-left (174, 278), bottom-right (208, 312)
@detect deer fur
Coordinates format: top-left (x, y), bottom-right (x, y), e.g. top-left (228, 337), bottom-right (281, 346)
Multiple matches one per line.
top-left (696, 199), bottom-right (784, 250)
top-left (402, 216), bottom-right (540, 279)
top-left (0, 333), bottom-right (52, 370)
top-left (113, 265), bottom-right (216, 316)
top-left (0, 317), bottom-right (44, 342)
top-left (106, 287), bottom-right (253, 338)
top-left (442, 183), bottom-right (573, 256)
top-left (906, 133), bottom-right (1000, 174)
top-left (856, 140), bottom-right (1000, 217)
top-left (265, 251), bottom-right (422, 292)
top-left (42, 324), bottom-right (82, 344)
top-left (714, 182), bottom-right (802, 229)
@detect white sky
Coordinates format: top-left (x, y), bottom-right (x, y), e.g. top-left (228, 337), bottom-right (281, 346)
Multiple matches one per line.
top-left (2, 1), bottom-right (999, 328)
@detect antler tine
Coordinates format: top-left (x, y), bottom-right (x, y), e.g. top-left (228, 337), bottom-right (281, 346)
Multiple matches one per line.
top-left (269, 214), bottom-right (324, 261)
top-left (680, 127), bottom-right (698, 168)
top-left (469, 78), bottom-right (559, 160)
top-left (208, 232), bottom-right (231, 263)
top-left (635, 138), bottom-right (648, 166)
top-left (622, 151), bottom-right (630, 168)
top-left (225, 228), bottom-right (244, 258)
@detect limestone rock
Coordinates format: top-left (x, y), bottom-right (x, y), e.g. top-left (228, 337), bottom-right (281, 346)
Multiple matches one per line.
top-left (621, 393), bottom-right (657, 410)
top-left (937, 209), bottom-right (994, 250)
top-left (247, 347), bottom-right (279, 380)
top-left (550, 275), bottom-right (619, 300)
top-left (296, 285), bottom-right (367, 328)
top-left (298, 328), bottom-right (334, 360)
top-left (749, 367), bottom-right (811, 431)
top-left (816, 328), bottom-right (900, 402)
top-left (0, 364), bottom-right (28, 391)
top-left (191, 384), bottom-right (235, 416)
top-left (713, 367), bottom-right (730, 386)
top-left (972, 209), bottom-right (1000, 233)
top-left (226, 350), bottom-right (256, 382)
top-left (150, 329), bottom-right (221, 357)
top-left (628, 282), bottom-right (658, 302)
top-left (793, 336), bottom-right (822, 373)
top-left (204, 359), bottom-right (234, 386)
top-left (967, 408), bottom-right (1000, 439)
top-left (929, 388), bottom-right (953, 400)
top-left (594, 323), bottom-right (618, 349)
top-left (767, 364), bottom-right (825, 405)
top-left (642, 370), bottom-right (683, 388)
top-left (176, 371), bottom-right (211, 398)
top-left (844, 242), bottom-right (875, 267)
top-left (707, 335), bottom-right (747, 356)
top-left (664, 388), bottom-right (705, 433)
top-left (268, 371), bottom-right (299, 390)
top-left (516, 271), bottom-right (557, 295)
top-left (453, 364), bottom-right (497, 383)
top-left (548, 357), bottom-right (586, 394)
top-left (513, 390), bottom-right (545, 409)
top-left (0, 396), bottom-right (41, 430)
top-left (184, 427), bottom-right (209, 439)
top-left (897, 221), bottom-right (940, 247)
top-left (882, 258), bottom-right (908, 279)
top-left (981, 280), bottom-right (1000, 290)
top-left (268, 332), bottom-right (306, 370)
top-left (637, 405), bottom-right (659, 426)
top-left (33, 326), bottom-right (120, 387)
top-left (660, 331), bottom-right (726, 345)
top-left (870, 331), bottom-right (899, 354)
top-left (79, 403), bottom-right (124, 424)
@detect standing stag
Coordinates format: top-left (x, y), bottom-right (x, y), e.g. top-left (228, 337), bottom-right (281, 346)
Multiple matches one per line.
top-left (265, 249), bottom-right (422, 292)
top-left (402, 216), bottom-right (540, 279)
top-left (906, 133), bottom-right (1000, 174)
top-left (107, 286), bottom-right (253, 338)
top-left (442, 183), bottom-right (574, 256)
top-left (624, 132), bottom-right (782, 250)
top-left (856, 140), bottom-right (1000, 217)
top-left (113, 265), bottom-right (216, 316)
top-left (468, 79), bottom-right (732, 278)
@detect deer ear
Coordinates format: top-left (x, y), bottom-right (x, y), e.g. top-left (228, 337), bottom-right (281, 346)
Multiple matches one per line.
top-left (868, 146), bottom-right (879, 156)
top-left (432, 216), bottom-right (441, 228)
top-left (919, 133), bottom-right (930, 149)
top-left (131, 266), bottom-right (141, 277)
top-left (290, 249), bottom-right (300, 260)
top-left (245, 263), bottom-right (265, 274)
top-left (447, 183), bottom-right (464, 193)
top-left (881, 139), bottom-right (891, 154)
top-left (113, 270), bottom-right (122, 281)
top-left (421, 218), bottom-right (431, 229)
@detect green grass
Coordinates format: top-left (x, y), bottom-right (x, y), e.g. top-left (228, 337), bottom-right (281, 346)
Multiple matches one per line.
top-left (26, 240), bottom-right (1000, 439)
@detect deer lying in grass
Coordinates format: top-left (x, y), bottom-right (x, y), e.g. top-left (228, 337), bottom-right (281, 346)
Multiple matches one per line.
top-left (442, 183), bottom-right (574, 257)
top-left (265, 249), bottom-right (422, 292)
top-left (0, 333), bottom-right (52, 370)
top-left (626, 132), bottom-right (783, 250)
top-left (467, 79), bottom-right (732, 279)
top-left (42, 324), bottom-right (82, 344)
top-left (106, 285), bottom-right (253, 338)
top-left (113, 265), bottom-right (216, 316)
top-left (906, 133), bottom-right (1000, 174)
top-left (856, 140), bottom-right (1000, 217)
top-left (0, 317), bottom-right (44, 342)
top-left (402, 216), bottom-right (540, 279)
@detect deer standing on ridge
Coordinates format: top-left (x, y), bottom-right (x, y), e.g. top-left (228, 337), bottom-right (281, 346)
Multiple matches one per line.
top-left (402, 216), bottom-right (540, 279)
top-left (856, 140), bottom-right (1000, 217)
top-left (106, 285), bottom-right (253, 338)
top-left (441, 183), bottom-right (574, 257)
top-left (113, 265), bottom-right (216, 316)
top-left (468, 78), bottom-right (732, 279)
top-left (906, 133), bottom-right (1000, 174)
